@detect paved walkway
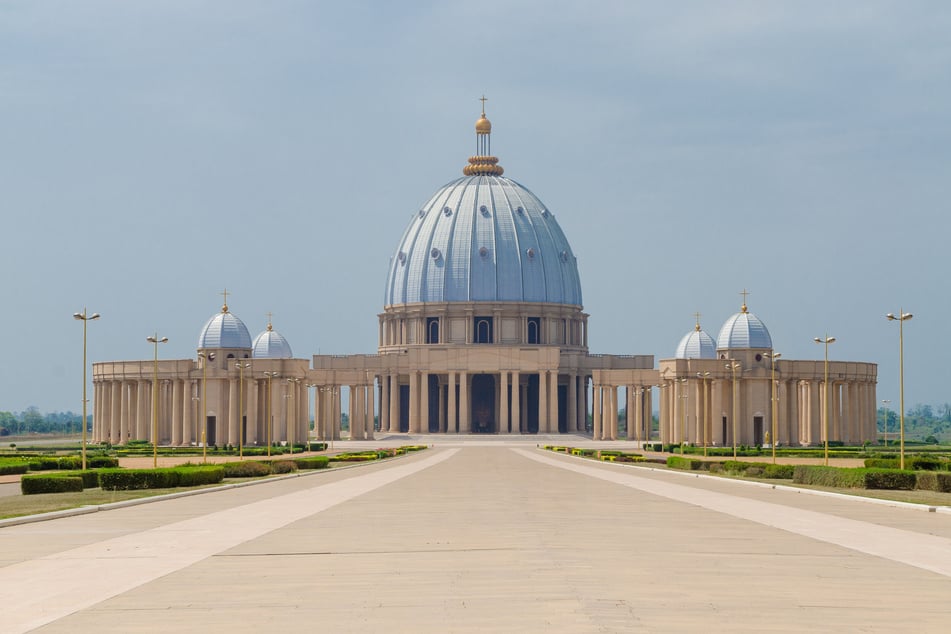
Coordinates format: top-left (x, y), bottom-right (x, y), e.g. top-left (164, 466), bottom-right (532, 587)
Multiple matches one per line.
top-left (1, 441), bottom-right (950, 632)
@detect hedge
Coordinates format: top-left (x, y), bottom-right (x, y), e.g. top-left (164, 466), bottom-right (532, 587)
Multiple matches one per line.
top-left (98, 466), bottom-right (224, 490)
top-left (271, 461), bottom-right (298, 474)
top-left (21, 474), bottom-right (84, 495)
top-left (0, 460), bottom-right (29, 475)
top-left (865, 456), bottom-right (945, 471)
top-left (794, 465), bottom-right (917, 490)
top-left (308, 442), bottom-right (328, 452)
top-left (294, 456), bottom-right (330, 470)
top-left (222, 461), bottom-right (271, 478)
top-left (27, 457), bottom-right (60, 471)
top-left (916, 471), bottom-right (951, 493)
top-left (666, 456), bottom-right (703, 470)
top-left (863, 469), bottom-right (917, 490)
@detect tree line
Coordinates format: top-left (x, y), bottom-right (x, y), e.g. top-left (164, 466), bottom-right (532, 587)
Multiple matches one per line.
top-left (0, 408), bottom-right (85, 436)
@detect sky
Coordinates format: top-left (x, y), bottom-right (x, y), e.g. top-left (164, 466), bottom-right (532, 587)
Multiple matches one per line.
top-left (1, 1), bottom-right (949, 414)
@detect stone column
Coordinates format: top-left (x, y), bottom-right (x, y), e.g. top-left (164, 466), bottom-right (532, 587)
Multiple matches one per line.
top-left (459, 371), bottom-right (470, 433)
top-left (538, 372), bottom-right (549, 433)
top-left (378, 377), bottom-right (388, 436)
top-left (182, 381), bottom-right (193, 446)
top-left (227, 378), bottom-right (238, 446)
top-left (246, 379), bottom-right (258, 445)
top-left (568, 373), bottom-right (578, 434)
top-left (448, 371), bottom-right (457, 433)
top-left (549, 371), bottom-right (559, 434)
top-left (366, 383), bottom-right (375, 441)
top-left (420, 373), bottom-right (430, 434)
top-left (592, 385), bottom-right (602, 440)
top-left (408, 372), bottom-right (419, 434)
top-left (171, 379), bottom-right (183, 446)
top-left (118, 382), bottom-right (129, 445)
top-left (511, 371), bottom-right (520, 434)
top-left (438, 381), bottom-right (447, 433)
top-left (389, 374), bottom-right (400, 433)
top-left (499, 371), bottom-right (509, 434)
top-left (348, 385), bottom-right (358, 439)
top-left (110, 381), bottom-right (121, 445)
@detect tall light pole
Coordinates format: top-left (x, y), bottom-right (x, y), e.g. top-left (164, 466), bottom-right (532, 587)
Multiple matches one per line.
top-left (764, 352), bottom-right (782, 464)
top-left (697, 372), bottom-right (711, 457)
top-left (880, 399), bottom-right (891, 447)
top-left (886, 310), bottom-right (912, 469)
top-left (813, 336), bottom-right (836, 466)
top-left (264, 371), bottom-right (279, 457)
top-left (197, 351), bottom-right (215, 464)
top-left (147, 333), bottom-right (168, 468)
top-left (73, 308), bottom-right (100, 470)
top-left (235, 362), bottom-right (251, 459)
top-left (726, 361), bottom-right (741, 459)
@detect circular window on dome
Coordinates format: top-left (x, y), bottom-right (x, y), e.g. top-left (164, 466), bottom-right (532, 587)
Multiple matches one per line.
top-left (397, 251), bottom-right (406, 265)
top-left (479, 246), bottom-right (488, 258)
top-left (443, 207), bottom-right (452, 217)
top-left (526, 247), bottom-right (535, 259)
top-left (480, 205), bottom-right (490, 217)
top-left (516, 206), bottom-right (524, 215)
top-left (755, 354), bottom-right (763, 362)
top-left (431, 248), bottom-right (441, 260)
top-left (418, 209), bottom-right (426, 218)
top-left (541, 209), bottom-right (550, 218)
top-left (560, 250), bottom-right (569, 262)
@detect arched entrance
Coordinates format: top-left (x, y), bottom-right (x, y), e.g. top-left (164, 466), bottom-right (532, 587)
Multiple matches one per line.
top-left (471, 374), bottom-right (496, 433)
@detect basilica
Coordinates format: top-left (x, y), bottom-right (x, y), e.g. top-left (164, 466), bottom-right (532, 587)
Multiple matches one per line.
top-left (92, 107), bottom-right (878, 447)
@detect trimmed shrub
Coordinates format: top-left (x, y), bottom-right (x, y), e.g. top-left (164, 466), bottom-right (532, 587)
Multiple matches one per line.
top-left (21, 474), bottom-right (84, 495)
top-left (57, 456), bottom-right (82, 470)
top-left (0, 459), bottom-right (29, 475)
top-left (98, 466), bottom-right (224, 490)
top-left (762, 464), bottom-right (795, 479)
top-left (27, 457), bottom-right (60, 471)
top-left (863, 469), bottom-right (917, 490)
top-left (308, 442), bottom-right (328, 452)
top-left (909, 456), bottom-right (943, 471)
top-left (745, 466), bottom-right (765, 477)
top-left (667, 456), bottom-right (703, 470)
top-left (916, 472), bottom-right (951, 493)
top-left (176, 466), bottom-right (225, 486)
top-left (864, 458), bottom-right (899, 469)
top-left (222, 461), bottom-right (271, 478)
top-left (793, 465), bottom-right (866, 488)
top-left (295, 456), bottom-right (330, 470)
top-left (271, 460), bottom-right (299, 474)
top-left (88, 456), bottom-right (119, 468)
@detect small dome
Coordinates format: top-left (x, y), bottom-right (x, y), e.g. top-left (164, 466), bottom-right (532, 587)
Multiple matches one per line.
top-left (198, 306), bottom-right (252, 349)
top-left (252, 324), bottom-right (293, 359)
top-left (675, 327), bottom-right (717, 359)
top-left (717, 305), bottom-right (772, 350)
top-left (475, 115), bottom-right (492, 134)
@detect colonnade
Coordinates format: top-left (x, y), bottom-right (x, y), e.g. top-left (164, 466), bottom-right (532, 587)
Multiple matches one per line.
top-left (590, 384), bottom-right (654, 441)
top-left (92, 376), bottom-right (309, 447)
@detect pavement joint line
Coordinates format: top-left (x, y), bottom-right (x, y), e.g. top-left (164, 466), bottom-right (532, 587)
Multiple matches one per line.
top-left (0, 448), bottom-right (458, 634)
top-left (546, 448), bottom-right (951, 514)
top-left (518, 448), bottom-right (951, 578)
top-left (0, 452), bottom-right (417, 529)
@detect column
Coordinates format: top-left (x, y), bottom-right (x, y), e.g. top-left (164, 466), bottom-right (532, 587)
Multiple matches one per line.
top-left (408, 372), bottom-right (419, 433)
top-left (448, 371), bottom-right (457, 433)
top-left (420, 372), bottom-right (430, 434)
top-left (118, 382), bottom-right (129, 445)
top-left (171, 379), bottom-right (183, 446)
top-left (499, 371), bottom-right (509, 434)
top-left (366, 382), bottom-right (375, 441)
top-left (578, 376), bottom-right (587, 435)
top-left (246, 379), bottom-right (258, 445)
top-left (438, 380), bottom-right (447, 433)
top-left (182, 381), bottom-right (193, 446)
top-left (228, 378), bottom-right (239, 446)
top-left (459, 371), bottom-right (470, 433)
top-left (333, 386), bottom-right (342, 440)
top-left (549, 371), bottom-right (559, 434)
top-left (538, 372), bottom-right (549, 433)
top-left (389, 374), bottom-right (400, 433)
top-left (348, 385), bottom-right (358, 439)
top-left (568, 373), bottom-right (578, 434)
top-left (110, 381), bottom-right (121, 445)
top-left (592, 385), bottom-right (602, 440)
top-left (378, 376), bottom-right (388, 437)
top-left (511, 371), bottom-right (520, 434)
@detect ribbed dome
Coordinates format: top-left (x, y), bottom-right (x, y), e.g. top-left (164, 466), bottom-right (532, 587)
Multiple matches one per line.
top-left (675, 328), bottom-right (717, 359)
top-left (198, 308), bottom-right (252, 349)
top-left (717, 308), bottom-right (772, 350)
top-left (384, 175), bottom-right (583, 306)
top-left (252, 325), bottom-right (293, 359)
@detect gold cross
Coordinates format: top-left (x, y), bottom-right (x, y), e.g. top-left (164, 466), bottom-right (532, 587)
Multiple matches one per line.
top-left (266, 311), bottom-right (273, 330)
top-left (480, 95), bottom-right (487, 116)
top-left (739, 288), bottom-right (750, 312)
top-left (220, 288), bottom-right (230, 312)
top-left (694, 311), bottom-right (702, 330)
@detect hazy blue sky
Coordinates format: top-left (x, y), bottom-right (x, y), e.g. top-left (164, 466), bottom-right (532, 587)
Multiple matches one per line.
top-left (2, 1), bottom-right (948, 414)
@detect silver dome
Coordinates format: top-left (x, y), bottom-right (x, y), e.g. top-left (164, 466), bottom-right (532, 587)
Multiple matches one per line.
top-left (252, 326), bottom-right (293, 359)
top-left (675, 328), bottom-right (717, 359)
top-left (384, 175), bottom-right (583, 306)
top-left (717, 308), bottom-right (773, 350)
top-left (198, 308), bottom-right (252, 350)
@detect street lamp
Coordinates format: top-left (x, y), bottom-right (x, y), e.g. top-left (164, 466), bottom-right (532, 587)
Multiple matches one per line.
top-left (696, 372), bottom-right (711, 457)
top-left (726, 361), bottom-right (742, 459)
top-left (764, 352), bottom-right (782, 464)
top-left (813, 336), bottom-right (836, 466)
top-left (886, 310), bottom-right (912, 469)
top-left (678, 378), bottom-right (688, 453)
top-left (146, 333), bottom-right (168, 468)
top-left (197, 351), bottom-right (215, 464)
top-left (235, 362), bottom-right (251, 459)
top-left (880, 399), bottom-right (891, 447)
top-left (263, 371), bottom-right (279, 457)
top-left (73, 308), bottom-right (100, 470)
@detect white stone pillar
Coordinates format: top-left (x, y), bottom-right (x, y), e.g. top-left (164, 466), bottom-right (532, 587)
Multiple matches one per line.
top-left (592, 385), bottom-right (602, 440)
top-left (499, 370), bottom-right (509, 434)
top-left (549, 371), bottom-right (559, 434)
top-left (511, 371), bottom-right (520, 434)
top-left (448, 371), bottom-right (457, 433)
top-left (366, 383), bottom-right (375, 441)
top-left (110, 381), bottom-right (121, 445)
top-left (408, 372), bottom-right (419, 434)
top-left (389, 374), bottom-right (400, 433)
top-left (459, 371), bottom-right (470, 433)
top-left (538, 372), bottom-right (549, 433)
top-left (420, 373), bottom-right (430, 434)
top-left (568, 373), bottom-right (578, 434)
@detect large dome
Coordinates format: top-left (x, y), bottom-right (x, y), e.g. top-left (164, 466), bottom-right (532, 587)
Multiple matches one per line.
top-left (717, 305), bottom-right (772, 350)
top-left (675, 326), bottom-right (717, 359)
top-left (198, 307), bottom-right (252, 349)
top-left (384, 175), bottom-right (582, 306)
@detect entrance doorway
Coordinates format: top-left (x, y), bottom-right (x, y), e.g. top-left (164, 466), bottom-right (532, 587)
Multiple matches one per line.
top-left (470, 374), bottom-right (496, 433)
top-left (753, 415), bottom-right (764, 446)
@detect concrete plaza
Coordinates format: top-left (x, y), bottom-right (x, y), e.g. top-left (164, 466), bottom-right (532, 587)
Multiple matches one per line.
top-left (1, 436), bottom-right (950, 633)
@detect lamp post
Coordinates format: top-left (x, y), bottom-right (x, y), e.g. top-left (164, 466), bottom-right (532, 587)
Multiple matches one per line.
top-left (813, 336), bottom-right (836, 466)
top-left (197, 351), bottom-right (215, 464)
top-left (726, 361), bottom-right (741, 459)
top-left (146, 333), bottom-right (168, 468)
top-left (764, 352), bottom-right (782, 464)
top-left (73, 308), bottom-right (100, 471)
top-left (880, 399), bottom-right (891, 447)
top-left (286, 377), bottom-right (301, 454)
top-left (235, 362), bottom-right (251, 459)
top-left (886, 310), bottom-right (912, 469)
top-left (696, 372), bottom-right (711, 457)
top-left (263, 371), bottom-right (279, 457)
